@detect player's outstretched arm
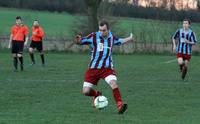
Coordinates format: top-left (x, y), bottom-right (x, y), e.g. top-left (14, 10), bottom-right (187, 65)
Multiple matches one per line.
top-left (74, 32), bottom-right (94, 45)
top-left (121, 33), bottom-right (133, 44)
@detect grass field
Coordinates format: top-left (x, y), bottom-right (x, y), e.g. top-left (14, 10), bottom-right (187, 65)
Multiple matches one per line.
top-left (0, 51), bottom-right (200, 124)
top-left (1, 7), bottom-right (200, 42)
top-left (0, 7), bottom-right (78, 38)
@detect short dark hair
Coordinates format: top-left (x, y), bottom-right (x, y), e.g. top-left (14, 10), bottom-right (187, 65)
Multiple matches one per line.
top-left (99, 20), bottom-right (109, 29)
top-left (16, 16), bottom-right (22, 20)
top-left (183, 18), bottom-right (191, 24)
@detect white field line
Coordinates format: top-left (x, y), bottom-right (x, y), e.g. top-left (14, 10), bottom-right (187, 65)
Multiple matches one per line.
top-left (163, 59), bottom-right (177, 64)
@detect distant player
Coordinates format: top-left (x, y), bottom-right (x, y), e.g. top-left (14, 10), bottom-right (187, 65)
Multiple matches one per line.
top-left (29, 20), bottom-right (45, 66)
top-left (8, 16), bottom-right (29, 71)
top-left (172, 19), bottom-right (197, 80)
top-left (75, 20), bottom-right (133, 114)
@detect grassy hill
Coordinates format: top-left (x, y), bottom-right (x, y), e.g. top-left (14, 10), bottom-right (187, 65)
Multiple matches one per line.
top-left (0, 7), bottom-right (200, 42)
top-left (0, 7), bottom-right (77, 38)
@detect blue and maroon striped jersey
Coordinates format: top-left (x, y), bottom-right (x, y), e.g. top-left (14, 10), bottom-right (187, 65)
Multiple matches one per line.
top-left (173, 28), bottom-right (197, 55)
top-left (80, 31), bottom-right (124, 69)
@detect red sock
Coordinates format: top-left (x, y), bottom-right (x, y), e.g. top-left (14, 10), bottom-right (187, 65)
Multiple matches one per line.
top-left (112, 88), bottom-right (123, 109)
top-left (84, 89), bottom-right (100, 97)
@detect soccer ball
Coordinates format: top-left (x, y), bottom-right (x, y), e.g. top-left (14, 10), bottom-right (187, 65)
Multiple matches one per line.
top-left (94, 96), bottom-right (108, 109)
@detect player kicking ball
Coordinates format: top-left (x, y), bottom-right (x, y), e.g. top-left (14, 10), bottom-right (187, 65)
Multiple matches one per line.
top-left (75, 20), bottom-right (133, 114)
top-left (172, 19), bottom-right (197, 80)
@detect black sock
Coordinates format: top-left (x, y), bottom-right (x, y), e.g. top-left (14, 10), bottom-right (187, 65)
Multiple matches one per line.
top-left (181, 66), bottom-right (188, 80)
top-left (30, 53), bottom-right (35, 64)
top-left (179, 64), bottom-right (183, 71)
top-left (179, 63), bottom-right (185, 72)
top-left (40, 54), bottom-right (45, 65)
top-left (18, 57), bottom-right (24, 71)
top-left (13, 57), bottom-right (18, 70)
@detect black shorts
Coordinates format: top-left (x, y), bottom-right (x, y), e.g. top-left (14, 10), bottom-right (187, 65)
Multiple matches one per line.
top-left (12, 41), bottom-right (24, 54)
top-left (30, 41), bottom-right (43, 52)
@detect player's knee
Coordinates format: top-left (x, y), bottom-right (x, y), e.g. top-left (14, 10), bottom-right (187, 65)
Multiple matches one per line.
top-left (29, 48), bottom-right (33, 53)
top-left (105, 75), bottom-right (117, 89)
top-left (178, 60), bottom-right (184, 65)
top-left (184, 61), bottom-right (189, 67)
top-left (109, 81), bottom-right (118, 89)
top-left (17, 53), bottom-right (22, 57)
top-left (82, 87), bottom-right (91, 96)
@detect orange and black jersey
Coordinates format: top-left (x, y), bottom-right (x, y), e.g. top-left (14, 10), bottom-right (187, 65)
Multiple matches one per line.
top-left (11, 25), bottom-right (29, 42)
top-left (31, 26), bottom-right (44, 42)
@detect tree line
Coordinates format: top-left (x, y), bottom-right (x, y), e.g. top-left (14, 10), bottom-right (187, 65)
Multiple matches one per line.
top-left (1, 0), bottom-right (200, 22)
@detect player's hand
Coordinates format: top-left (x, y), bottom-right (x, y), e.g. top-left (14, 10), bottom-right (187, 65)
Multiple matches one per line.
top-left (129, 33), bottom-right (133, 39)
top-left (74, 33), bottom-right (82, 44)
top-left (33, 32), bottom-right (37, 35)
top-left (184, 38), bottom-right (189, 43)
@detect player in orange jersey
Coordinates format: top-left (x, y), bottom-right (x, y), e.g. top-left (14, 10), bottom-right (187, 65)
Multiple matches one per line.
top-left (29, 20), bottom-right (45, 66)
top-left (8, 16), bottom-right (29, 71)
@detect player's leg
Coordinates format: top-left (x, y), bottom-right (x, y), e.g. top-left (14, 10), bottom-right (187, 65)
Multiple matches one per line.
top-left (40, 52), bottom-right (45, 66)
top-left (17, 42), bottom-right (24, 71)
top-left (13, 54), bottom-right (18, 71)
top-left (12, 42), bottom-right (18, 71)
top-left (17, 52), bottom-right (24, 71)
top-left (82, 82), bottom-right (102, 107)
top-left (177, 57), bottom-right (184, 72)
top-left (83, 69), bottom-right (101, 106)
top-left (182, 60), bottom-right (189, 80)
top-left (82, 82), bottom-right (101, 97)
top-left (29, 47), bottom-right (35, 65)
top-left (37, 42), bottom-right (45, 66)
top-left (29, 42), bottom-right (35, 65)
top-left (105, 75), bottom-right (127, 114)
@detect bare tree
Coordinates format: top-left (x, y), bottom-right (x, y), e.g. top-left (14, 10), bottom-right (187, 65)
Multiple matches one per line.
top-left (84, 0), bottom-right (102, 32)
top-left (132, 0), bottom-right (139, 6)
top-left (197, 0), bottom-right (200, 10)
top-left (160, 0), bottom-right (169, 9)
top-left (169, 0), bottom-right (176, 10)
top-left (111, 0), bottom-right (129, 3)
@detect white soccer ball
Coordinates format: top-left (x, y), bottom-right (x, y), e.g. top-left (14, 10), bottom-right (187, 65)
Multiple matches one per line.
top-left (94, 96), bottom-right (108, 109)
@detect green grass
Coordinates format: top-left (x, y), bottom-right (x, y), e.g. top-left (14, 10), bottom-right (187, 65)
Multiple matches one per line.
top-left (115, 17), bottom-right (200, 43)
top-left (0, 7), bottom-right (200, 42)
top-left (0, 7), bottom-right (79, 38)
top-left (0, 52), bottom-right (200, 124)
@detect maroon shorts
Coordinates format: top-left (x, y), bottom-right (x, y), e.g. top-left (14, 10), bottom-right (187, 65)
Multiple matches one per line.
top-left (176, 53), bottom-right (191, 61)
top-left (84, 68), bottom-right (116, 85)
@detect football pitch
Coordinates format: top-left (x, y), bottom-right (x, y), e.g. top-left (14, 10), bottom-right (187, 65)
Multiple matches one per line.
top-left (0, 52), bottom-right (200, 124)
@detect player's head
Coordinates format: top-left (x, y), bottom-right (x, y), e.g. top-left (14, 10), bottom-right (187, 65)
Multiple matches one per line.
top-left (183, 18), bottom-right (191, 30)
top-left (99, 20), bottom-right (109, 37)
top-left (33, 20), bottom-right (39, 27)
top-left (16, 16), bottom-right (22, 25)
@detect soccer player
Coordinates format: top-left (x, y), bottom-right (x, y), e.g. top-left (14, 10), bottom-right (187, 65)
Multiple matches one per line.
top-left (8, 16), bottom-right (29, 71)
top-left (75, 20), bottom-right (133, 114)
top-left (29, 20), bottom-right (45, 66)
top-left (172, 19), bottom-right (197, 80)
